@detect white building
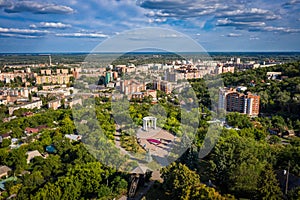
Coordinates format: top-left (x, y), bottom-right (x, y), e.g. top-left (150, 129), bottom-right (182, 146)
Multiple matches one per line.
top-left (9, 100), bottom-right (42, 115)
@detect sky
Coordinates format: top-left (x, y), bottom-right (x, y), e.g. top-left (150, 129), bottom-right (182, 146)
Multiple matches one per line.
top-left (0, 0), bottom-right (300, 53)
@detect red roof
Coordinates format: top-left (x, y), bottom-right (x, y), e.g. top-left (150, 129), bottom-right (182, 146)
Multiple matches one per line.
top-left (25, 125), bottom-right (48, 134)
top-left (1, 133), bottom-right (11, 138)
top-left (25, 127), bottom-right (39, 134)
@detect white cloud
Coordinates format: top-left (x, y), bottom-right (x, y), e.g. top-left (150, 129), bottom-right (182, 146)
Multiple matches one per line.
top-left (227, 33), bottom-right (242, 37)
top-left (262, 26), bottom-right (300, 33)
top-left (148, 18), bottom-right (167, 23)
top-left (283, 0), bottom-right (300, 6)
top-left (0, 33), bottom-right (41, 38)
top-left (4, 1), bottom-right (74, 14)
top-left (216, 18), bottom-right (266, 27)
top-left (56, 32), bottom-right (109, 38)
top-left (250, 36), bottom-right (259, 40)
top-left (39, 22), bottom-right (72, 29)
top-left (217, 8), bottom-right (280, 20)
top-left (29, 24), bottom-right (37, 28)
top-left (0, 27), bottom-right (49, 35)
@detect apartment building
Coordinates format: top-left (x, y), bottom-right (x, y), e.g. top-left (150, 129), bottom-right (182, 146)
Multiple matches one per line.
top-left (120, 79), bottom-right (146, 95)
top-left (219, 88), bottom-right (260, 116)
top-left (9, 100), bottom-right (42, 115)
top-left (36, 75), bottom-right (71, 85)
top-left (153, 80), bottom-right (172, 94)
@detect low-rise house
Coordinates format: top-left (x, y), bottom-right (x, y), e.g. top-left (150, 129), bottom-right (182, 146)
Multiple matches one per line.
top-left (2, 116), bottom-right (17, 123)
top-left (283, 130), bottom-right (295, 137)
top-left (65, 134), bottom-right (82, 141)
top-left (0, 166), bottom-right (12, 179)
top-left (25, 127), bottom-right (39, 135)
top-left (1, 133), bottom-right (11, 140)
top-left (266, 72), bottom-right (282, 80)
top-left (10, 138), bottom-right (21, 149)
top-left (11, 138), bottom-right (18, 144)
top-left (26, 150), bottom-right (44, 164)
top-left (25, 125), bottom-right (48, 136)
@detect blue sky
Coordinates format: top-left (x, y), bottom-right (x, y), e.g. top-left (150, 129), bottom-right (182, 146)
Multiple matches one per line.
top-left (0, 0), bottom-right (299, 52)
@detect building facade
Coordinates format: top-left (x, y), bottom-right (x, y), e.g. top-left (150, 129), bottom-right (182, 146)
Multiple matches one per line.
top-left (219, 88), bottom-right (260, 116)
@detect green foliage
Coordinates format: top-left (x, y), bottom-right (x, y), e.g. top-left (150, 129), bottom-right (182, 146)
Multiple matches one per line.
top-left (0, 105), bottom-right (8, 120)
top-left (226, 112), bottom-right (253, 129)
top-left (277, 145), bottom-right (300, 176)
top-left (256, 164), bottom-right (283, 200)
top-left (59, 115), bottom-right (75, 135)
top-left (207, 134), bottom-right (273, 198)
top-left (161, 162), bottom-right (230, 200)
top-left (287, 187), bottom-right (300, 200)
top-left (1, 138), bottom-right (11, 148)
top-left (268, 135), bottom-right (281, 144)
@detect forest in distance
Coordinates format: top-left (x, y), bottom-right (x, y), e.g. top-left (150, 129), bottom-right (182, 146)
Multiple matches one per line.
top-left (1, 52), bottom-right (300, 67)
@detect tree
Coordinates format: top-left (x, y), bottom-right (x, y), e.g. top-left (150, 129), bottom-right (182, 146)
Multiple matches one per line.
top-left (269, 135), bottom-right (281, 145)
top-left (256, 164), bottom-right (283, 200)
top-left (1, 138), bottom-right (11, 148)
top-left (226, 112), bottom-right (253, 129)
top-left (258, 90), bottom-right (269, 110)
top-left (161, 162), bottom-right (228, 200)
top-left (111, 176), bottom-right (128, 195)
top-left (276, 91), bottom-right (291, 112)
top-left (208, 134), bottom-right (274, 198)
top-left (59, 116), bottom-right (75, 135)
top-left (33, 183), bottom-right (62, 200)
top-left (287, 187), bottom-right (300, 200)
top-left (8, 148), bottom-right (27, 173)
top-left (271, 115), bottom-right (287, 132)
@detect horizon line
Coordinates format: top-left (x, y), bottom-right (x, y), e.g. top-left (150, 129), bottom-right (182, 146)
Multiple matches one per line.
top-left (1, 51), bottom-right (300, 54)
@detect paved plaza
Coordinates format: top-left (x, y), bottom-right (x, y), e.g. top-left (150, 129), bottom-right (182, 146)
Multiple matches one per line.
top-left (136, 124), bottom-right (177, 167)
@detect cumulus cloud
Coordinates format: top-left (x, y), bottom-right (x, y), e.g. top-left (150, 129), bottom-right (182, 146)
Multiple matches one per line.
top-left (30, 22), bottom-right (72, 29)
top-left (3, 1), bottom-right (74, 14)
top-left (56, 32), bottom-right (109, 38)
top-left (137, 0), bottom-right (299, 35)
top-left (216, 8), bottom-right (280, 22)
top-left (139, 0), bottom-right (231, 19)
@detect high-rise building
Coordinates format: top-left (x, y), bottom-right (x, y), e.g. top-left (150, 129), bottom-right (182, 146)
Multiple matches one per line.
top-left (105, 72), bottom-right (111, 85)
top-left (219, 88), bottom-right (260, 116)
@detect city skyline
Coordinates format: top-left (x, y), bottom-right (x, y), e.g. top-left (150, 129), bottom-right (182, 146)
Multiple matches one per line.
top-left (0, 0), bottom-right (300, 53)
